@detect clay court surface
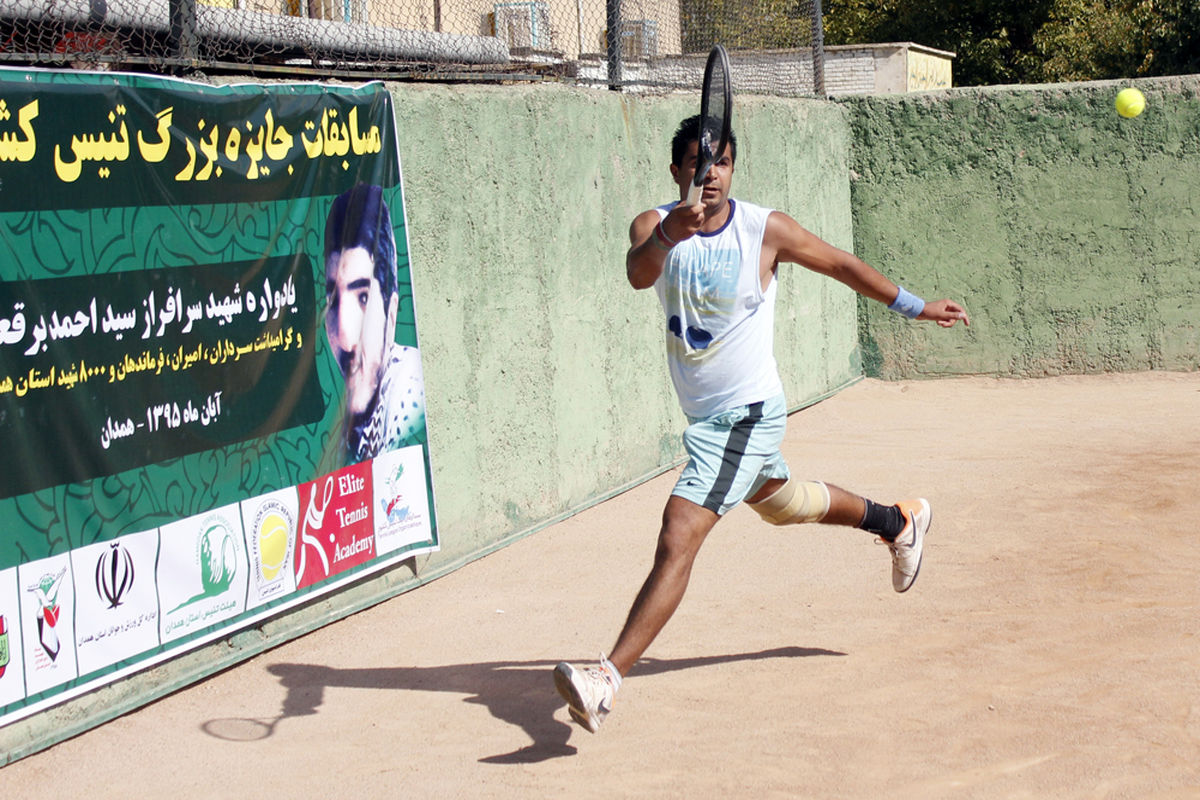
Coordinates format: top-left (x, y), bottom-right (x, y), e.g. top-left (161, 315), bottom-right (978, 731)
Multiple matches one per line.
top-left (3, 372), bottom-right (1199, 798)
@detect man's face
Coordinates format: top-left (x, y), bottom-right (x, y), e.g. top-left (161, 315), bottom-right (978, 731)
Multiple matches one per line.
top-left (326, 246), bottom-right (398, 417)
top-left (671, 139), bottom-right (734, 211)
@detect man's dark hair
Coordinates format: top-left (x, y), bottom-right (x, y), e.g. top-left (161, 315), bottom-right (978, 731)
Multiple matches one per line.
top-left (671, 114), bottom-right (737, 167)
top-left (324, 183), bottom-right (397, 301)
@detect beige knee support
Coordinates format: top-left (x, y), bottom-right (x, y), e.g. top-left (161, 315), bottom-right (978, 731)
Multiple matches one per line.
top-left (748, 478), bottom-right (831, 525)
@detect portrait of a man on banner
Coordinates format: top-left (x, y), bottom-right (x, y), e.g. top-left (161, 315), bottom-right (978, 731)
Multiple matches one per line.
top-left (323, 183), bottom-right (426, 464)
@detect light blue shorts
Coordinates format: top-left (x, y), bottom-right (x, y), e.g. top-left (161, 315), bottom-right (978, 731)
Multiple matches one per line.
top-left (672, 393), bottom-right (791, 516)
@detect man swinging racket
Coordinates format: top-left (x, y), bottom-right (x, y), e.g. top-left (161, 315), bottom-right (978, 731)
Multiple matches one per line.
top-left (554, 114), bottom-right (970, 733)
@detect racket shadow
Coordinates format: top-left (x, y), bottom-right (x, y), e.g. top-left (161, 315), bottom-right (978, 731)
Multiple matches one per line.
top-left (201, 645), bottom-right (843, 763)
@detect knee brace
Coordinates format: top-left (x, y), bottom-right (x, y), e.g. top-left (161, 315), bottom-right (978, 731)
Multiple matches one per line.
top-left (748, 478), bottom-right (830, 525)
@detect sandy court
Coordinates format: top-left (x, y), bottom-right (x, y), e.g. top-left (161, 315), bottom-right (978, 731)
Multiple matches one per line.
top-left (2, 372), bottom-right (1200, 798)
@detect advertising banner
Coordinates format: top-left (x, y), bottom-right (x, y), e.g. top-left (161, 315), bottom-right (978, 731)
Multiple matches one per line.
top-left (0, 67), bottom-right (438, 727)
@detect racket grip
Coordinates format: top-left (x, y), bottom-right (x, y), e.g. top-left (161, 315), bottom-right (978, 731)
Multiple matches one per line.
top-left (685, 182), bottom-right (702, 206)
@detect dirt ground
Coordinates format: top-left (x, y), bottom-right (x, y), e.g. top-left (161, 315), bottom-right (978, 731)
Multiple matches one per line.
top-left (3, 372), bottom-right (1200, 799)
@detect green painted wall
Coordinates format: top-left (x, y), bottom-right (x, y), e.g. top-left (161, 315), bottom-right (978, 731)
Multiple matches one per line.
top-left (392, 84), bottom-right (861, 576)
top-left (844, 76), bottom-right (1200, 379)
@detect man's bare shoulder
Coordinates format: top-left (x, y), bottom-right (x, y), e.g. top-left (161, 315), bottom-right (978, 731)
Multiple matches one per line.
top-left (629, 207), bottom-right (665, 242)
top-left (764, 208), bottom-right (804, 233)
top-left (767, 209), bottom-right (823, 239)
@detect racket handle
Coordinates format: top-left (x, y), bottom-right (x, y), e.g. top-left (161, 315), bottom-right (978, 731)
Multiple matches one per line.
top-left (685, 162), bottom-right (711, 206)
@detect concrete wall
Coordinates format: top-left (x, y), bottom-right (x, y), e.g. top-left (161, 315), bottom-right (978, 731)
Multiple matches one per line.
top-left (395, 84), bottom-right (861, 575)
top-left (844, 75), bottom-right (1200, 379)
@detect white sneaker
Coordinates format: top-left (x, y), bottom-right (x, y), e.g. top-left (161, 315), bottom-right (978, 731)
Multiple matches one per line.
top-left (554, 659), bottom-right (618, 733)
top-left (888, 498), bottom-right (931, 593)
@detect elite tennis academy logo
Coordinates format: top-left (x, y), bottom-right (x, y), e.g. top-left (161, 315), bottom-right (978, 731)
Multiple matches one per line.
top-left (295, 461), bottom-right (376, 590)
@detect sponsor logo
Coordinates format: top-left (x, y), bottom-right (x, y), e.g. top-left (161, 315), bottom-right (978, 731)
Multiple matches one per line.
top-left (296, 462), bottom-right (376, 589)
top-left (171, 514), bottom-right (238, 613)
top-left (95, 542), bottom-right (135, 609)
top-left (379, 461), bottom-right (410, 525)
top-left (296, 475), bottom-right (334, 583)
top-left (25, 567), bottom-right (67, 661)
top-left (0, 615), bottom-right (8, 678)
top-left (251, 499), bottom-right (294, 584)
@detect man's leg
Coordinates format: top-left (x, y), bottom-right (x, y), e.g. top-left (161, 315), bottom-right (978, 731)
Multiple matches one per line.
top-left (555, 396), bottom-right (783, 732)
top-left (746, 478), bottom-right (862, 523)
top-left (746, 479), bottom-right (931, 593)
top-left (554, 495), bottom-right (718, 733)
top-left (608, 495), bottom-right (719, 676)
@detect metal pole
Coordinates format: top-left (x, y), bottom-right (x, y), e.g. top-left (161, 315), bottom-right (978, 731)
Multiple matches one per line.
top-left (169, 0), bottom-right (199, 63)
top-left (811, 0), bottom-right (825, 96)
top-left (606, 0), bottom-right (622, 90)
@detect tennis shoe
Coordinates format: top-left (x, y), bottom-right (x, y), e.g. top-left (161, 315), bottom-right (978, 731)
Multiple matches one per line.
top-left (887, 498), bottom-right (931, 593)
top-left (554, 659), bottom-right (618, 733)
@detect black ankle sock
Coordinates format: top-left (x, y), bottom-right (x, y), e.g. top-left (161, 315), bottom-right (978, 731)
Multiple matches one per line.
top-left (859, 500), bottom-right (905, 541)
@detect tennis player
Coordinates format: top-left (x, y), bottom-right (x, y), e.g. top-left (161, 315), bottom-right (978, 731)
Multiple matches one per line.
top-left (554, 115), bottom-right (970, 733)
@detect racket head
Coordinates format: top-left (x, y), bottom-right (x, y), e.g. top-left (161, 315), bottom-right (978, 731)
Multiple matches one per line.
top-left (687, 44), bottom-right (733, 205)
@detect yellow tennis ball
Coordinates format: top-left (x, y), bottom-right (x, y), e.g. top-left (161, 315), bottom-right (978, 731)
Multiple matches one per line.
top-left (1115, 88), bottom-right (1145, 118)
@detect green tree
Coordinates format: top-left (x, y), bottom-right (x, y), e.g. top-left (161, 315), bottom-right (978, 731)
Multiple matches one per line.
top-left (682, 0), bottom-right (815, 54)
top-left (823, 0), bottom-right (1053, 85)
top-left (1036, 0), bottom-right (1200, 80)
top-left (822, 0), bottom-right (1200, 84)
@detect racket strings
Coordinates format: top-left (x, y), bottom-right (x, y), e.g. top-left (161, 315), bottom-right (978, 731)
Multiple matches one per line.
top-left (686, 44), bottom-right (733, 203)
top-left (702, 45), bottom-right (732, 162)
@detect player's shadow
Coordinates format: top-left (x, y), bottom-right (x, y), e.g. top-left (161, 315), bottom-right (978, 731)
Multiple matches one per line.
top-left (202, 645), bottom-right (843, 764)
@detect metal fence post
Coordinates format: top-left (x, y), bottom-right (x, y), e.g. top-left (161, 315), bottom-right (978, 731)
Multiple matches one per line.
top-left (811, 0), bottom-right (825, 96)
top-left (170, 0), bottom-right (200, 63)
top-left (606, 0), bottom-right (622, 90)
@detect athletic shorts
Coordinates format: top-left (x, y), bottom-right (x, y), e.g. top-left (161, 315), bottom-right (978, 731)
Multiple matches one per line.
top-left (671, 393), bottom-right (791, 516)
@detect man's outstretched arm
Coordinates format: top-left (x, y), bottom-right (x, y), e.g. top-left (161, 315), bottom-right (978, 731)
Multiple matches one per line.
top-left (765, 211), bottom-right (969, 327)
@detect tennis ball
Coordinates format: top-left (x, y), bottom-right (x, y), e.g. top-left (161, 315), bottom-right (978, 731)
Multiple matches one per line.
top-left (1115, 88), bottom-right (1145, 118)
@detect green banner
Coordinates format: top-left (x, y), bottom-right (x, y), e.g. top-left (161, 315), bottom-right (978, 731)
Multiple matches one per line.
top-left (1, 255), bottom-right (321, 498)
top-left (0, 69), bottom-right (437, 727)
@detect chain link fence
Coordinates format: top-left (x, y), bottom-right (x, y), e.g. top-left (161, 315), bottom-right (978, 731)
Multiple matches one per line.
top-left (0, 0), bottom-right (824, 94)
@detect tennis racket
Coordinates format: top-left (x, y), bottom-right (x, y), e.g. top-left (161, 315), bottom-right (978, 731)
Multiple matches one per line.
top-left (685, 44), bottom-right (732, 206)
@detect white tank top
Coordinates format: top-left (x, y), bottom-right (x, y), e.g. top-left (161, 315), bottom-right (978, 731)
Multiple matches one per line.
top-left (653, 198), bottom-right (783, 419)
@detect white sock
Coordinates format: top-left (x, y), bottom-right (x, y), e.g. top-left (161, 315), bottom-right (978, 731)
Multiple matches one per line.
top-left (599, 653), bottom-right (623, 690)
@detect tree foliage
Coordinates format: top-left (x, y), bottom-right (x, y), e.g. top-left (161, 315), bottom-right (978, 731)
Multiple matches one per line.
top-left (682, 0), bottom-right (815, 54)
top-left (822, 0), bottom-right (1200, 85)
top-left (1036, 0), bottom-right (1200, 81)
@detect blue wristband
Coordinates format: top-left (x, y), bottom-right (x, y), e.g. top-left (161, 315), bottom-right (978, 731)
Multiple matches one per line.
top-left (888, 287), bottom-right (926, 319)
